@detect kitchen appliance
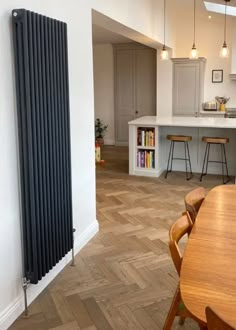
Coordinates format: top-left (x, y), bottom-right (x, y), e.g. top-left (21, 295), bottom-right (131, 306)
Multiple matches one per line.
top-left (202, 101), bottom-right (217, 111)
top-left (224, 108), bottom-right (236, 118)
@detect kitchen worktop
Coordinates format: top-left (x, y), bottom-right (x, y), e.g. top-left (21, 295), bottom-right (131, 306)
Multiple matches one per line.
top-left (128, 116), bottom-right (236, 128)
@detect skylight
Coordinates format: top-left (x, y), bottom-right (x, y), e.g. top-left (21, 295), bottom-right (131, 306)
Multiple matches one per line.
top-left (204, 1), bottom-right (236, 16)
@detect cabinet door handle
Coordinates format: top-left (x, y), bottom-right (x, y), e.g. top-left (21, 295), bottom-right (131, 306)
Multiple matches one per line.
top-left (135, 110), bottom-right (139, 114)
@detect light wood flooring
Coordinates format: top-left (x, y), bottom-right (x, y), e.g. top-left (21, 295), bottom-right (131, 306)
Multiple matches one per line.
top-left (10, 146), bottom-right (233, 330)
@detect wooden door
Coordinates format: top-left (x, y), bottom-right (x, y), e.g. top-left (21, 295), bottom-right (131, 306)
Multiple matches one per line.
top-left (115, 48), bottom-right (135, 145)
top-left (135, 48), bottom-right (156, 118)
top-left (114, 44), bottom-right (156, 145)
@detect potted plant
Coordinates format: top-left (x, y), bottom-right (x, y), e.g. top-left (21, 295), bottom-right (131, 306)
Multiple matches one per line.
top-left (95, 118), bottom-right (108, 145)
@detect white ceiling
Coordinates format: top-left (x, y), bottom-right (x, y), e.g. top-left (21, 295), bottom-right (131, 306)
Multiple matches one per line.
top-left (92, 10), bottom-right (161, 49)
top-left (92, 24), bottom-right (132, 44)
top-left (92, 1), bottom-right (236, 46)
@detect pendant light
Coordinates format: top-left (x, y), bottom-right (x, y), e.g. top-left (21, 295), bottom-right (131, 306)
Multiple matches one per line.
top-left (160, 0), bottom-right (169, 60)
top-left (220, 0), bottom-right (230, 58)
top-left (190, 0), bottom-right (198, 59)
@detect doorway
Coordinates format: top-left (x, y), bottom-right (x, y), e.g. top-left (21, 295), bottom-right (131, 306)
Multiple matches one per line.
top-left (92, 10), bottom-right (157, 147)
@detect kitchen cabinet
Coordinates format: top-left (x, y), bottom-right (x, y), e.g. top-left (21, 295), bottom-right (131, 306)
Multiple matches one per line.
top-left (172, 58), bottom-right (206, 117)
top-left (114, 43), bottom-right (156, 145)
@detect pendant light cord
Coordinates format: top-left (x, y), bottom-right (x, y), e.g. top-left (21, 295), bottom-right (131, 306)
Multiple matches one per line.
top-left (224, 0), bottom-right (227, 43)
top-left (193, 0), bottom-right (196, 46)
top-left (164, 0), bottom-right (166, 47)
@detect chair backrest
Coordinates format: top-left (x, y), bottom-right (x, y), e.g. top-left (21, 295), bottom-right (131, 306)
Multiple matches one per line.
top-left (169, 212), bottom-right (193, 276)
top-left (206, 306), bottom-right (235, 330)
top-left (184, 187), bottom-right (206, 223)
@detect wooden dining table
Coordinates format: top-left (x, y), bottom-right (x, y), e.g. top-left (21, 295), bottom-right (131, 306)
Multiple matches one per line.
top-left (180, 185), bottom-right (236, 327)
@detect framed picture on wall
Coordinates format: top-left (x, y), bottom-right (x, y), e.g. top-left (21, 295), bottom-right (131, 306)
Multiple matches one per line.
top-left (212, 70), bottom-right (223, 83)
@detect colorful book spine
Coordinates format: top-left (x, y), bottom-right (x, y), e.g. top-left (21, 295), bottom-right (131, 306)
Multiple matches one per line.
top-left (137, 150), bottom-right (155, 169)
top-left (137, 128), bottom-right (155, 147)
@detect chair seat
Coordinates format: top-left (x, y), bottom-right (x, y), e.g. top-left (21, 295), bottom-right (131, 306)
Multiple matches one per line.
top-left (167, 135), bottom-right (192, 142)
top-left (202, 136), bottom-right (229, 144)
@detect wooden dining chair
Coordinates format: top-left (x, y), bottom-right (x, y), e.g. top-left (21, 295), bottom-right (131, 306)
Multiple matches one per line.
top-left (206, 306), bottom-right (235, 330)
top-left (184, 187), bottom-right (206, 223)
top-left (164, 213), bottom-right (206, 330)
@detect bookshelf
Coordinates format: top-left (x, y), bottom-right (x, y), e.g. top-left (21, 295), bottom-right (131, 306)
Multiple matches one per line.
top-left (136, 127), bottom-right (155, 169)
top-left (129, 124), bottom-right (161, 177)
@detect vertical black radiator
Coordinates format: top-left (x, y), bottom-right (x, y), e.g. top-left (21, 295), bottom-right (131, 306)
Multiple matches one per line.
top-left (12, 9), bottom-right (73, 285)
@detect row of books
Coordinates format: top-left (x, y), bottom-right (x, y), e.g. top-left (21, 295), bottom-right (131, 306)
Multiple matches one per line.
top-left (137, 150), bottom-right (155, 169)
top-left (137, 128), bottom-right (155, 147)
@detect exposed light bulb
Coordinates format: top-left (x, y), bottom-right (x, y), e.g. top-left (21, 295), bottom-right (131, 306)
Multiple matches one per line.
top-left (161, 0), bottom-right (168, 61)
top-left (220, 1), bottom-right (230, 58)
top-left (220, 43), bottom-right (229, 58)
top-left (189, 44), bottom-right (198, 59)
top-left (160, 46), bottom-right (169, 60)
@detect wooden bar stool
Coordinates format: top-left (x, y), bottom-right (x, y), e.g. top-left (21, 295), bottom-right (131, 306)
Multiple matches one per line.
top-left (200, 137), bottom-right (230, 184)
top-left (165, 135), bottom-right (193, 180)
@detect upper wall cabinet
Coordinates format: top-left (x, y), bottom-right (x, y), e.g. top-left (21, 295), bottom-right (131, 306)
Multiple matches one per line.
top-left (172, 58), bottom-right (206, 117)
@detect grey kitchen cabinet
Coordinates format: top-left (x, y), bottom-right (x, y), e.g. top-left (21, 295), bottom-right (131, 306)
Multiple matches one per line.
top-left (114, 43), bottom-right (156, 145)
top-left (172, 58), bottom-right (206, 117)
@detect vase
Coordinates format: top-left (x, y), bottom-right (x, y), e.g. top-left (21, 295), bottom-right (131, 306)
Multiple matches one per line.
top-left (220, 103), bottom-right (225, 112)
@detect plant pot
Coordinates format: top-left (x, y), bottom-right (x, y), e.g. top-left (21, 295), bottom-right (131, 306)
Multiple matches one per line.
top-left (96, 137), bottom-right (104, 146)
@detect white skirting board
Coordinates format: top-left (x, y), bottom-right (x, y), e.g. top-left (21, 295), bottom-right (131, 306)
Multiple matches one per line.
top-left (0, 220), bottom-right (99, 330)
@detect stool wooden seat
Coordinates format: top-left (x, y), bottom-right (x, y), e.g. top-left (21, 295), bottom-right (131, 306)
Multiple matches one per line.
top-left (200, 136), bottom-right (230, 184)
top-left (202, 136), bottom-right (229, 144)
top-left (167, 135), bottom-right (192, 142)
top-left (165, 135), bottom-right (193, 180)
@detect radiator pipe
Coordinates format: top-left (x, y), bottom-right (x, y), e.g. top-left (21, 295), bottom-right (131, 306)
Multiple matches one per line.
top-left (22, 278), bottom-right (30, 317)
top-left (71, 228), bottom-right (76, 266)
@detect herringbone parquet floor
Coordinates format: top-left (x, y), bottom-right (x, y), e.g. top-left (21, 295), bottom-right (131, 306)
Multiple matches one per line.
top-left (10, 146), bottom-right (232, 330)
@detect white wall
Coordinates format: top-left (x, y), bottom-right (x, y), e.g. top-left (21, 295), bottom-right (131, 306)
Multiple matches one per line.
top-left (174, 4), bottom-right (236, 108)
top-left (93, 44), bottom-right (115, 145)
top-left (156, 50), bottom-right (174, 117)
top-left (230, 23), bottom-right (236, 74)
top-left (0, 0), bottom-right (170, 329)
top-left (0, 2), bottom-right (98, 328)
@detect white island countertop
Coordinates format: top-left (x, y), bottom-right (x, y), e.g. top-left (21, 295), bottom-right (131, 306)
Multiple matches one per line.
top-left (128, 116), bottom-right (236, 129)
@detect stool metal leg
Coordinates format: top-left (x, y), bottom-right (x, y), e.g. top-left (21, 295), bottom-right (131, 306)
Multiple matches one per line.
top-left (184, 142), bottom-right (188, 180)
top-left (205, 143), bottom-right (210, 175)
top-left (183, 142), bottom-right (193, 180)
top-left (200, 143), bottom-right (208, 181)
top-left (186, 142), bottom-right (193, 177)
top-left (222, 144), bottom-right (230, 184)
top-left (165, 141), bottom-right (173, 178)
top-left (200, 142), bottom-right (230, 183)
top-left (170, 141), bottom-right (175, 172)
top-left (221, 144), bottom-right (225, 183)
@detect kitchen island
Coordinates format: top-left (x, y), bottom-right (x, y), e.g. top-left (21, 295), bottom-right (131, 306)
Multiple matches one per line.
top-left (129, 116), bottom-right (236, 178)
